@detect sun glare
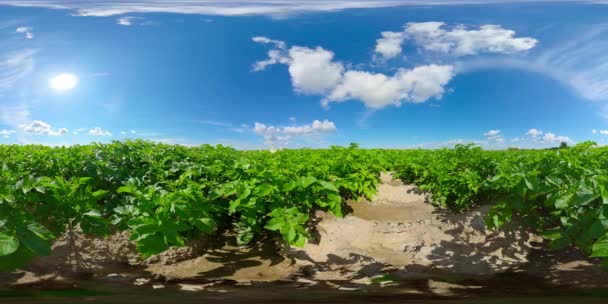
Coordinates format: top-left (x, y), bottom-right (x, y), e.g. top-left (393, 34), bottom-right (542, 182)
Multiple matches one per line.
top-left (51, 73), bottom-right (78, 91)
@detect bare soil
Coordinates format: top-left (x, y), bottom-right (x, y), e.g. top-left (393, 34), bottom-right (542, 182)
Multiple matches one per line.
top-left (3, 172), bottom-right (607, 295)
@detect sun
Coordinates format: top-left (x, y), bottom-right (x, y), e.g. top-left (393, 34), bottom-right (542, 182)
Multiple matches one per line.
top-left (50, 73), bottom-right (78, 91)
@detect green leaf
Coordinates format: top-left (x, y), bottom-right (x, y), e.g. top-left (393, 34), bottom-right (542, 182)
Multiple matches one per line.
top-left (0, 243), bottom-right (36, 271)
top-left (195, 218), bottom-right (216, 234)
top-left (555, 193), bottom-right (573, 209)
top-left (117, 185), bottom-right (136, 194)
top-left (135, 234), bottom-right (168, 258)
top-left (541, 229), bottom-right (563, 241)
top-left (591, 235), bottom-right (608, 258)
top-left (287, 227), bottom-right (296, 243)
top-left (264, 218), bottom-right (284, 231)
top-left (92, 190), bottom-right (109, 199)
top-left (24, 221), bottom-right (54, 240)
top-left (0, 232), bottom-right (20, 256)
top-left (300, 176), bottom-right (317, 188)
top-left (292, 234), bottom-right (307, 247)
top-left (318, 180), bottom-right (339, 192)
top-left (16, 222), bottom-right (53, 256)
top-left (83, 209), bottom-right (103, 218)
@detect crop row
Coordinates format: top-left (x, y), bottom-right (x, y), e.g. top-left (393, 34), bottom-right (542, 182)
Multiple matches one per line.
top-left (1, 141), bottom-right (607, 271)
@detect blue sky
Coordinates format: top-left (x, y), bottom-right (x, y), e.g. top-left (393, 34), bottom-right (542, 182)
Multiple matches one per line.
top-left (1, 1), bottom-right (608, 149)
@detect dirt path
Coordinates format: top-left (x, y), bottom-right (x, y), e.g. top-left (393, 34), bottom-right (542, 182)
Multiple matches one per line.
top-left (3, 173), bottom-right (608, 294)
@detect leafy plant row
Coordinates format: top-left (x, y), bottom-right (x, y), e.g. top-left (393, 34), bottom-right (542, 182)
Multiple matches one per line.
top-left (0, 141), bottom-right (383, 270)
top-left (3, 140), bottom-right (608, 271)
top-left (392, 142), bottom-right (608, 264)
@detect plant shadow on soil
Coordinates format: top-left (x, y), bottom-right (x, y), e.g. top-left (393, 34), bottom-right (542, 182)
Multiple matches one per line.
top-left (3, 176), bottom-right (608, 302)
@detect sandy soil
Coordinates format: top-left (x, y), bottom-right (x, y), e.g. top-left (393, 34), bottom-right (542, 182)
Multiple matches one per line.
top-left (3, 172), bottom-right (608, 293)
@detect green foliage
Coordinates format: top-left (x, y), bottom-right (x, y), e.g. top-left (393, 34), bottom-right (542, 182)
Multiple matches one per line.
top-left (393, 144), bottom-right (497, 211)
top-left (0, 140), bottom-right (384, 269)
top-left (3, 140), bottom-right (608, 270)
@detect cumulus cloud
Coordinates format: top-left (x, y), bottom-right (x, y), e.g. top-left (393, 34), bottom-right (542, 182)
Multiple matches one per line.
top-left (526, 128), bottom-right (543, 138)
top-left (16, 26), bottom-right (34, 39)
top-left (324, 65), bottom-right (454, 109)
top-left (375, 22), bottom-right (537, 60)
top-left (374, 31), bottom-right (406, 60)
top-left (253, 119), bottom-right (336, 146)
top-left (253, 38), bottom-right (345, 95)
top-left (524, 128), bottom-right (570, 143)
top-left (89, 127), bottom-right (112, 137)
top-left (288, 47), bottom-right (345, 95)
top-left (542, 132), bottom-right (570, 143)
top-left (20, 120), bottom-right (69, 136)
top-left (253, 37), bottom-right (454, 109)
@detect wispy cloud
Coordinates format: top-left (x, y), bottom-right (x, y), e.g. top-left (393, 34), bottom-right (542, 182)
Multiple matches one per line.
top-left (0, 129), bottom-right (16, 139)
top-left (0, 49), bottom-right (36, 91)
top-left (0, 48), bottom-right (36, 131)
top-left (117, 16), bottom-right (143, 26)
top-left (0, 1), bottom-right (595, 18)
top-left (15, 26), bottom-right (34, 39)
top-left (457, 24), bottom-right (608, 106)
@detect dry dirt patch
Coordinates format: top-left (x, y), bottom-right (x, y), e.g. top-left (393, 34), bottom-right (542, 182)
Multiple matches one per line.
top-left (5, 172), bottom-right (608, 290)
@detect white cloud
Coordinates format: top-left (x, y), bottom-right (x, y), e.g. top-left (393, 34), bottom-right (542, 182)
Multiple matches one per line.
top-left (592, 129), bottom-right (598, 134)
top-left (457, 24), bottom-right (608, 104)
top-left (16, 26), bottom-right (34, 39)
top-left (525, 128), bottom-right (543, 138)
top-left (0, 1), bottom-right (589, 18)
top-left (524, 128), bottom-right (570, 143)
top-left (0, 49), bottom-right (36, 91)
top-left (254, 38), bottom-right (454, 109)
top-left (483, 129), bottom-right (504, 142)
top-left (0, 104), bottom-right (30, 127)
top-left (0, 130), bottom-right (16, 135)
top-left (89, 127), bottom-right (112, 137)
top-left (20, 120), bottom-right (69, 136)
top-left (120, 130), bottom-right (136, 135)
top-left (253, 119), bottom-right (337, 147)
top-left (71, 127), bottom-right (86, 135)
top-left (324, 65), bottom-right (454, 109)
top-left (0, 129), bottom-right (16, 139)
top-left (117, 16), bottom-right (136, 26)
top-left (599, 130), bottom-right (608, 135)
top-left (542, 132), bottom-right (571, 143)
top-left (0, 1), bottom-right (437, 17)
top-left (375, 22), bottom-right (537, 60)
top-left (483, 130), bottom-right (501, 137)
top-left (252, 36), bottom-right (286, 49)
top-left (283, 119), bottom-right (336, 135)
top-left (288, 47), bottom-right (345, 95)
top-left (374, 31), bottom-right (406, 60)
top-left (254, 39), bottom-right (345, 95)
